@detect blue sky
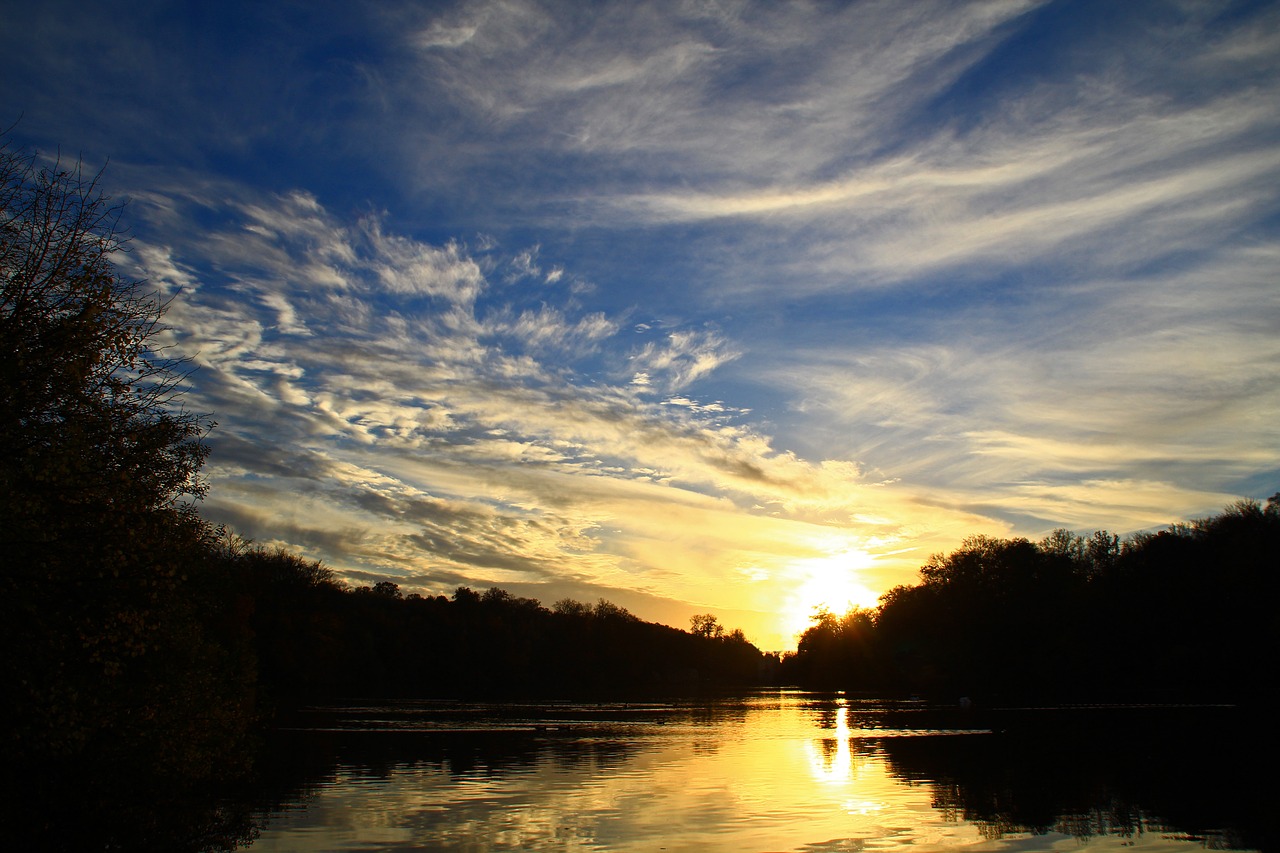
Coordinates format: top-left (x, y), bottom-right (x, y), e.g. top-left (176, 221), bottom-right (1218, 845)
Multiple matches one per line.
top-left (5, 0), bottom-right (1278, 648)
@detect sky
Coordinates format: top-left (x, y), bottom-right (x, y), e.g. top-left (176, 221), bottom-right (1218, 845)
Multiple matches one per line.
top-left (3, 0), bottom-right (1278, 649)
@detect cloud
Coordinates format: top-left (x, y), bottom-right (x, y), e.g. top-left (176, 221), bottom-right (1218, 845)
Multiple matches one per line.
top-left (383, 0), bottom-right (1279, 312)
top-left (363, 220), bottom-right (486, 303)
top-left (415, 21), bottom-right (479, 50)
top-left (488, 306), bottom-right (619, 355)
top-left (505, 245), bottom-right (542, 283)
top-left (600, 93), bottom-right (1279, 299)
top-left (383, 0), bottom-right (1046, 209)
top-left (758, 237), bottom-right (1280, 534)
top-left (628, 329), bottom-right (741, 392)
top-left (131, 185), bottom-right (977, 646)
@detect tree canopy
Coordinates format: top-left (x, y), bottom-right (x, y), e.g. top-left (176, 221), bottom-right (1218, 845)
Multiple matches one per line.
top-left (1, 138), bottom-right (246, 774)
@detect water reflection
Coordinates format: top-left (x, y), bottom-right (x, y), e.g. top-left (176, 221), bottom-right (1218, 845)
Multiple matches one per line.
top-left (805, 700), bottom-right (893, 827)
top-left (876, 706), bottom-right (1273, 851)
top-left (806, 699), bottom-right (855, 783)
top-left (239, 694), bottom-right (1269, 852)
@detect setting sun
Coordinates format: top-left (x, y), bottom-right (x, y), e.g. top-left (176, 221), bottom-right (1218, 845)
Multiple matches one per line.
top-left (778, 547), bottom-right (883, 644)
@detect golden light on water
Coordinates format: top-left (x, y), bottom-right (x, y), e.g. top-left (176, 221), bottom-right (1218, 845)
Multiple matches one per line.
top-left (801, 699), bottom-right (891, 821)
top-left (778, 546), bottom-right (882, 644)
top-left (805, 700), bottom-right (855, 784)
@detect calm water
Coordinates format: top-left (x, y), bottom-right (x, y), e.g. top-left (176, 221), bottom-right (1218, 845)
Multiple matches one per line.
top-left (246, 691), bottom-right (1270, 852)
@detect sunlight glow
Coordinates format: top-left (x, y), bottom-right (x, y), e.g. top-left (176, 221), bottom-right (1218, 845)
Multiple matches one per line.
top-left (779, 547), bottom-right (882, 643)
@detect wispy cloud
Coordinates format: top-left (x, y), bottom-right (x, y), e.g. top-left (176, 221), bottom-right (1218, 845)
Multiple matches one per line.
top-left (628, 329), bottom-right (741, 392)
top-left (131, 186), bottom-right (982, 647)
top-left (393, 0), bottom-right (1044, 195)
top-left (392, 0), bottom-right (1279, 303)
top-left (761, 237), bottom-right (1280, 532)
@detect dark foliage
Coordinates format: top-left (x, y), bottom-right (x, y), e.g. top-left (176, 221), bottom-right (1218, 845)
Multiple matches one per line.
top-left (781, 497), bottom-right (1280, 705)
top-left (219, 543), bottom-right (768, 704)
top-left (1, 137), bottom-right (261, 850)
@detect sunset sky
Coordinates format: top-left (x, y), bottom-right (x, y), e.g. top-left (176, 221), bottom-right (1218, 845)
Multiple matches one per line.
top-left (4, 0), bottom-right (1278, 649)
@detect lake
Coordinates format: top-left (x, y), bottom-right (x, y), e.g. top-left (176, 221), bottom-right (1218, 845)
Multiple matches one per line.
top-left (240, 691), bottom-right (1271, 852)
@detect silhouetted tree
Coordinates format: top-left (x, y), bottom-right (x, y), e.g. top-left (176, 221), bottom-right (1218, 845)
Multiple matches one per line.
top-left (1, 135), bottom-right (256, 846)
top-left (785, 607), bottom-right (880, 689)
top-left (553, 597), bottom-right (591, 617)
top-left (690, 613), bottom-right (725, 638)
top-left (373, 580), bottom-right (403, 598)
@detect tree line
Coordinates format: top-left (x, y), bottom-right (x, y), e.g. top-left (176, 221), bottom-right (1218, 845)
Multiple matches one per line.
top-left (219, 541), bottom-right (768, 704)
top-left (780, 498), bottom-right (1279, 705)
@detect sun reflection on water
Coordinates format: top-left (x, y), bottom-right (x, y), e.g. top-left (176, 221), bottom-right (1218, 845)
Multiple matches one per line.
top-left (802, 699), bottom-right (891, 822)
top-left (250, 693), bottom-right (1243, 853)
top-left (805, 700), bottom-right (855, 784)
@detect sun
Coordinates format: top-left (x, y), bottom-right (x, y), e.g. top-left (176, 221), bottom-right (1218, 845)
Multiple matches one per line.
top-left (778, 548), bottom-right (882, 644)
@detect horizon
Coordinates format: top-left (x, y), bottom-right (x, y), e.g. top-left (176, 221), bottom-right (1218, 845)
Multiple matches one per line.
top-left (3, 0), bottom-right (1277, 650)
